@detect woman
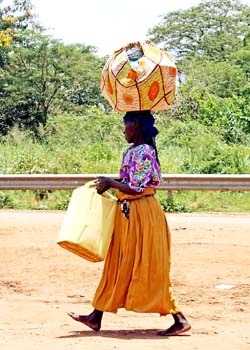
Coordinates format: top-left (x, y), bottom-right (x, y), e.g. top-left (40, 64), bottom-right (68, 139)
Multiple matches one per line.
top-left (68, 110), bottom-right (191, 336)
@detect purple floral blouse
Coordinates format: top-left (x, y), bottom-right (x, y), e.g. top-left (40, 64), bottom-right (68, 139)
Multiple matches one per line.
top-left (119, 144), bottom-right (161, 193)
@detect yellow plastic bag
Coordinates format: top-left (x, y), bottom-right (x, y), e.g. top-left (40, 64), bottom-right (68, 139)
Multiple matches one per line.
top-left (57, 182), bottom-right (117, 262)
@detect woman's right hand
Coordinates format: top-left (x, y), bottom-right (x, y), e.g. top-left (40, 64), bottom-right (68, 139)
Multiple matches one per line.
top-left (95, 177), bottom-right (112, 194)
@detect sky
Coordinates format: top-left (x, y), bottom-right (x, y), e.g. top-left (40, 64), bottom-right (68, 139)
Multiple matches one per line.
top-left (3, 0), bottom-right (250, 56)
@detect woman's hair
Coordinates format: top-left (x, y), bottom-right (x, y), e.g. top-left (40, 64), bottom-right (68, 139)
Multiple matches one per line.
top-left (123, 110), bottom-right (160, 163)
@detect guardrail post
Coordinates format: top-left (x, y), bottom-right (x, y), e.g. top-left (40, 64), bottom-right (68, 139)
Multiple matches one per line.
top-left (167, 190), bottom-right (173, 201)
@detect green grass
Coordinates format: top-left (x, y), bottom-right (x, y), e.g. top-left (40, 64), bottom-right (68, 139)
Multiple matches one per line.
top-left (1, 189), bottom-right (249, 213)
top-left (157, 190), bottom-right (250, 213)
top-left (0, 108), bottom-right (249, 212)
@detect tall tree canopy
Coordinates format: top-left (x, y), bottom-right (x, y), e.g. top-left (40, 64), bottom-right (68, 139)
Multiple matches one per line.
top-left (148, 0), bottom-right (250, 62)
top-left (148, 0), bottom-right (250, 144)
top-left (0, 30), bottom-right (105, 135)
top-left (0, 0), bottom-right (249, 143)
top-left (0, 0), bottom-right (34, 66)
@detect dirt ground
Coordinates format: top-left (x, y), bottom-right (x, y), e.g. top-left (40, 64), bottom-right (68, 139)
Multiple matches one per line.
top-left (0, 209), bottom-right (250, 350)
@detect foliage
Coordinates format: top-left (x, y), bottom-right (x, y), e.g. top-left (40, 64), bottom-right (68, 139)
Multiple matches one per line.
top-left (148, 0), bottom-right (250, 62)
top-left (160, 197), bottom-right (190, 213)
top-left (194, 94), bottom-right (250, 143)
top-left (0, 0), bottom-right (34, 66)
top-left (155, 117), bottom-right (250, 175)
top-left (0, 0), bottom-right (250, 212)
top-left (0, 107), bottom-right (125, 174)
top-left (174, 191), bottom-right (250, 212)
top-left (0, 191), bottom-right (14, 208)
top-left (2, 110), bottom-right (248, 177)
top-left (0, 109), bottom-right (249, 211)
top-left (165, 88), bottom-right (250, 144)
top-left (147, 0), bottom-right (250, 149)
top-left (0, 30), bottom-right (105, 135)
top-left (0, 14), bottom-right (15, 48)
top-left (0, 0), bottom-right (249, 142)
top-left (179, 56), bottom-right (249, 98)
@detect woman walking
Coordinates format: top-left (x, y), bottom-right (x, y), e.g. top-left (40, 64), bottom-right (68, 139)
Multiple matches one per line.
top-left (68, 110), bottom-right (191, 336)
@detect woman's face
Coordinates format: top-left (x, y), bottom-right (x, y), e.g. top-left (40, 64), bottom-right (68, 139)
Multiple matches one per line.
top-left (123, 120), bottom-right (138, 143)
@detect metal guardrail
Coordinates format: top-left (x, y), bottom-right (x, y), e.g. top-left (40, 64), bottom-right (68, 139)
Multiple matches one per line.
top-left (0, 174), bottom-right (250, 191)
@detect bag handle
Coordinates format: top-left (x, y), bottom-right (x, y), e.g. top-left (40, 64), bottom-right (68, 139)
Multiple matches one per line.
top-left (84, 180), bottom-right (97, 188)
top-left (84, 181), bottom-right (117, 201)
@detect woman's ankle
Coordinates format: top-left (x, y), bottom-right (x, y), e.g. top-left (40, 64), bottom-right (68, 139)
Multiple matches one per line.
top-left (90, 309), bottom-right (103, 321)
top-left (173, 312), bottom-right (189, 324)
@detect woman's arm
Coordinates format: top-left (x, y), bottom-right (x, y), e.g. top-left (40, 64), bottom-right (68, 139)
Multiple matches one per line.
top-left (95, 177), bottom-right (138, 195)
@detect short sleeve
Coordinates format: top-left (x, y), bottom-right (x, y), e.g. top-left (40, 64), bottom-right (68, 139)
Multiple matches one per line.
top-left (127, 145), bottom-right (158, 192)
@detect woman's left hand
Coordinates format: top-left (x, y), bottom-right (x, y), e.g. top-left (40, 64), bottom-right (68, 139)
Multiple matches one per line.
top-left (95, 177), bottom-right (113, 194)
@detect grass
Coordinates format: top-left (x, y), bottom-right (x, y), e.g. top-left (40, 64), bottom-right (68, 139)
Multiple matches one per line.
top-left (1, 189), bottom-right (250, 213)
top-left (0, 108), bottom-right (249, 212)
top-left (157, 190), bottom-right (250, 213)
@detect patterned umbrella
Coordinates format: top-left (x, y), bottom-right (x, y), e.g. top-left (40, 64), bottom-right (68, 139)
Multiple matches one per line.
top-left (100, 41), bottom-right (177, 112)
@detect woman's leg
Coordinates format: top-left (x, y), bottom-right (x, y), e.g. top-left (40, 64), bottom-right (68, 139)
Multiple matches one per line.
top-left (68, 309), bottom-right (103, 331)
top-left (157, 312), bottom-right (191, 336)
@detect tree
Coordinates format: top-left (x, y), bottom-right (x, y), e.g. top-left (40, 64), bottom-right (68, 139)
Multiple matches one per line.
top-left (148, 0), bottom-right (250, 62)
top-left (0, 0), bottom-right (33, 66)
top-left (148, 0), bottom-right (250, 144)
top-left (179, 55), bottom-right (249, 98)
top-left (0, 30), bottom-right (105, 135)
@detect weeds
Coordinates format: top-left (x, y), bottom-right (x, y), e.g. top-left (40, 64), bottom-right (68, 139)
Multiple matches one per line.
top-left (0, 108), bottom-right (249, 212)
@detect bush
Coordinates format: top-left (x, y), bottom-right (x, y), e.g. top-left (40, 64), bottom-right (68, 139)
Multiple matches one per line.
top-left (0, 192), bottom-right (14, 209)
top-left (1, 107), bottom-right (250, 211)
top-left (160, 198), bottom-right (190, 213)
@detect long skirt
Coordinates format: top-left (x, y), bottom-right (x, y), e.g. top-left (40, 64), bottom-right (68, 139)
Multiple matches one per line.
top-left (92, 187), bottom-right (180, 315)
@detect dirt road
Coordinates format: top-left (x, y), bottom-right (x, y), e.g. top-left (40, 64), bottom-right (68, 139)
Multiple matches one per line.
top-left (0, 210), bottom-right (249, 350)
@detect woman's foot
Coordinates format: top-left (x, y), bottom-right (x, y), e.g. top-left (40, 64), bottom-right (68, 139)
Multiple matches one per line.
top-left (157, 312), bottom-right (191, 336)
top-left (67, 309), bottom-right (103, 331)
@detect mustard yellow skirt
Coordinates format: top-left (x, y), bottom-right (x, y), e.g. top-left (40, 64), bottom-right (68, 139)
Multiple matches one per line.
top-left (92, 187), bottom-right (180, 315)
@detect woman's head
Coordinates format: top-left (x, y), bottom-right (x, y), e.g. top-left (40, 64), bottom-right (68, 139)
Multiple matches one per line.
top-left (123, 110), bottom-right (158, 141)
top-left (123, 110), bottom-right (160, 162)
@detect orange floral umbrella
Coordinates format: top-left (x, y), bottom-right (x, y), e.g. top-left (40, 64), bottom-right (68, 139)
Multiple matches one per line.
top-left (100, 41), bottom-right (177, 112)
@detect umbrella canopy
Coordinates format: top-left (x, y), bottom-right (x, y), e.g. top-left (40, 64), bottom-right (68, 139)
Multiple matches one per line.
top-left (100, 41), bottom-right (177, 112)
